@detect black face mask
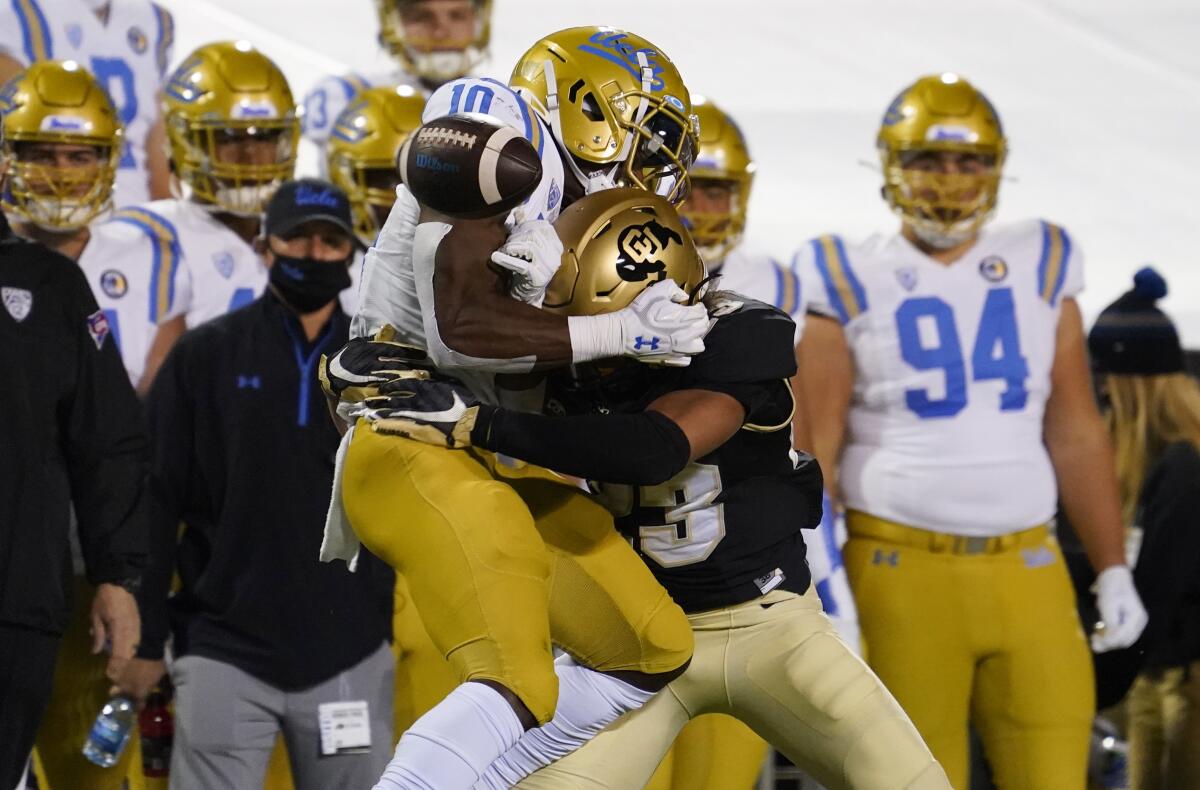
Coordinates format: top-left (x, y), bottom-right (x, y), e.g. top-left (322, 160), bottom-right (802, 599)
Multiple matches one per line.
top-left (268, 253), bottom-right (351, 313)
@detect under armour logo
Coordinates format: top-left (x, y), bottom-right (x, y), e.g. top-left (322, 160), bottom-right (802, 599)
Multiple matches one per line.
top-left (872, 549), bottom-right (899, 567)
top-left (633, 336), bottom-right (660, 351)
top-left (237, 375), bottom-right (262, 389)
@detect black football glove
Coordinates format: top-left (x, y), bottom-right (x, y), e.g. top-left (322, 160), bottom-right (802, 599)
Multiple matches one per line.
top-left (356, 375), bottom-right (482, 449)
top-left (318, 326), bottom-right (432, 404)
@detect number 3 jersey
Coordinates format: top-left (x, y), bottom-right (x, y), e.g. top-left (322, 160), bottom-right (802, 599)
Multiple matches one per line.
top-left (546, 298), bottom-right (823, 613)
top-left (0, 0), bottom-right (174, 207)
top-left (797, 220), bottom-right (1083, 537)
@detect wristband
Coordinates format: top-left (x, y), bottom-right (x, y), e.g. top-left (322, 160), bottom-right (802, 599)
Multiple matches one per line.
top-left (567, 313), bottom-right (623, 363)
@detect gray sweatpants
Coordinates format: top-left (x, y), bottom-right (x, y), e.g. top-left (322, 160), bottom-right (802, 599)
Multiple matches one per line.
top-left (170, 642), bottom-right (394, 790)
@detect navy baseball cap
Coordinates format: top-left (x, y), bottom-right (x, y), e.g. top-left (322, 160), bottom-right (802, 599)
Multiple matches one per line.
top-left (264, 179), bottom-right (362, 246)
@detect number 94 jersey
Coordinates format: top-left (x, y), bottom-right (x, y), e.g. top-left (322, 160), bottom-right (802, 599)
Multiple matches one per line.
top-left (547, 298), bottom-right (824, 613)
top-left (797, 219), bottom-right (1083, 537)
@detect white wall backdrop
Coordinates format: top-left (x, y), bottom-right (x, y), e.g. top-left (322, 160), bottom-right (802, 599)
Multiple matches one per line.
top-left (159, 0), bottom-right (1200, 342)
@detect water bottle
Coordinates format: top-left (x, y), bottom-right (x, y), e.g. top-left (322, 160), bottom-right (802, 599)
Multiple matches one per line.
top-left (82, 695), bottom-right (135, 767)
top-left (139, 688), bottom-right (174, 779)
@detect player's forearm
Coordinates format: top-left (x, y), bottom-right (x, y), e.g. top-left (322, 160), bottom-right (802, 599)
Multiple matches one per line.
top-left (472, 405), bottom-right (691, 485)
top-left (1047, 424), bottom-right (1126, 572)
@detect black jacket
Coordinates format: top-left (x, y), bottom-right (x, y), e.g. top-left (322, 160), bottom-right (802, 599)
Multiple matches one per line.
top-left (0, 213), bottom-right (148, 635)
top-left (140, 291), bottom-right (392, 690)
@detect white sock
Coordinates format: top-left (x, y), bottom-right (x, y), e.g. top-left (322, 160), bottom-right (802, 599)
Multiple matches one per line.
top-left (374, 681), bottom-right (525, 790)
top-left (474, 655), bottom-right (657, 789)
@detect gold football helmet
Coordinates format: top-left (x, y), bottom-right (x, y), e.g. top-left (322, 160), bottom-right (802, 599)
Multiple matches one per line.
top-left (510, 27), bottom-right (699, 204)
top-left (328, 85), bottom-right (425, 245)
top-left (681, 96), bottom-right (755, 264)
top-left (878, 73), bottom-right (1006, 247)
top-left (163, 41), bottom-right (298, 216)
top-left (0, 60), bottom-right (121, 230)
top-left (376, 0), bottom-right (491, 84)
top-left (544, 187), bottom-right (706, 316)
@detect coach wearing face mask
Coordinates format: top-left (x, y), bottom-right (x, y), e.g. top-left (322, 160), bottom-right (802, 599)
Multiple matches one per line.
top-left (136, 179), bottom-right (395, 788)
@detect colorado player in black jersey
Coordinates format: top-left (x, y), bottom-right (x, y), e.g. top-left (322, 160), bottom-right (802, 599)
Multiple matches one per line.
top-left (349, 189), bottom-right (950, 789)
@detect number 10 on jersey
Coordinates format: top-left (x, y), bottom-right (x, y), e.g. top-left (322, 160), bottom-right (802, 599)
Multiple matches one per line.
top-left (895, 287), bottom-right (1030, 419)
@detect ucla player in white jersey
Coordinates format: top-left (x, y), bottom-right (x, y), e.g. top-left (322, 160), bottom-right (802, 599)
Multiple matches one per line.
top-left (303, 0), bottom-right (491, 176)
top-left (796, 73), bottom-right (1148, 789)
top-left (0, 0), bottom-right (174, 207)
top-left (0, 60), bottom-right (184, 790)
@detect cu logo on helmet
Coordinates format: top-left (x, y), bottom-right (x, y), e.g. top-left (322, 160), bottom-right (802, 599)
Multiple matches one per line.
top-left (611, 219), bottom-right (682, 287)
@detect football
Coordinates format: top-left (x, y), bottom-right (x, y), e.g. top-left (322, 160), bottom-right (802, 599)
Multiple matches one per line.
top-left (398, 113), bottom-right (543, 220)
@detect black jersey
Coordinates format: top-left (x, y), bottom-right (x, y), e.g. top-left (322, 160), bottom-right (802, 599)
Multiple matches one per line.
top-left (546, 295), bottom-right (824, 613)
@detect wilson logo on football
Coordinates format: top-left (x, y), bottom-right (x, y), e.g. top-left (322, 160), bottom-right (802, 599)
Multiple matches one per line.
top-left (614, 219), bottom-right (682, 284)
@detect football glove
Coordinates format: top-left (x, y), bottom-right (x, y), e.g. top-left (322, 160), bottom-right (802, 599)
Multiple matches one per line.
top-left (490, 219), bottom-right (563, 307)
top-left (1091, 565), bottom-right (1148, 652)
top-left (318, 327), bottom-right (432, 404)
top-left (616, 280), bottom-right (713, 367)
top-left (355, 375), bottom-right (481, 449)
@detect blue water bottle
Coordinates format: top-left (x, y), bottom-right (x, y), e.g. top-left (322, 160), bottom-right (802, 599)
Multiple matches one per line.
top-left (82, 695), bottom-right (135, 767)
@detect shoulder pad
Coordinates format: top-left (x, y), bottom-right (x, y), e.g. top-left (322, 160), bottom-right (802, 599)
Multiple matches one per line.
top-left (686, 295), bottom-right (797, 384)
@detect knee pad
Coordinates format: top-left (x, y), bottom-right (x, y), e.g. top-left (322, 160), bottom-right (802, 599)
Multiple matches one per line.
top-left (453, 641), bottom-right (561, 726)
top-left (635, 594), bottom-right (694, 676)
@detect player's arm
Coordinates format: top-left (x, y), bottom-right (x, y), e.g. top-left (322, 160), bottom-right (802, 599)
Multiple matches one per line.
top-left (139, 314), bottom-right (186, 396)
top-left (0, 53), bottom-right (22, 83)
top-left (1044, 297), bottom-right (1147, 650)
top-left (795, 314), bottom-right (854, 495)
top-left (145, 111), bottom-right (171, 200)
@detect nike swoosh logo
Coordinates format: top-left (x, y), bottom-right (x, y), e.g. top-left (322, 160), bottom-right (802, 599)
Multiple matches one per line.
top-left (381, 391), bottom-right (468, 423)
top-left (329, 355), bottom-right (383, 385)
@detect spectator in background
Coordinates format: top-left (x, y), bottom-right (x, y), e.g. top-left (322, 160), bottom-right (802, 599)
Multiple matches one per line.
top-left (0, 0), bottom-right (175, 205)
top-left (134, 179), bottom-right (395, 788)
top-left (1089, 267), bottom-right (1200, 790)
top-left (0, 149), bottom-right (147, 790)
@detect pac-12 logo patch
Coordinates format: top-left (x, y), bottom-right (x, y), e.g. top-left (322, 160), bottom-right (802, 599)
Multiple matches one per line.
top-left (608, 219), bottom-right (682, 291)
top-left (100, 270), bottom-right (129, 299)
top-left (895, 266), bottom-right (918, 291)
top-left (979, 255), bottom-right (1008, 282)
top-left (66, 24), bottom-right (83, 48)
top-left (2, 287), bottom-right (32, 322)
top-left (128, 26), bottom-right (148, 54)
top-left (213, 252), bottom-right (235, 280)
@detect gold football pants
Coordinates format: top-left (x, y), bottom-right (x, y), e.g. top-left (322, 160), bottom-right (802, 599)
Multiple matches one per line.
top-left (844, 512), bottom-right (1094, 790)
top-left (516, 588), bottom-right (949, 789)
top-left (341, 424), bottom-right (693, 725)
top-left (643, 714), bottom-right (768, 790)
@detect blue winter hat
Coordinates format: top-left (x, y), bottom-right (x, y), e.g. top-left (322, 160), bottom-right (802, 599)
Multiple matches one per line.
top-left (1088, 267), bottom-right (1184, 375)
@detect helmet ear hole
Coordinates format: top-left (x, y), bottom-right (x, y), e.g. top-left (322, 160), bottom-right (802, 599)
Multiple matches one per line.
top-left (580, 93), bottom-right (604, 123)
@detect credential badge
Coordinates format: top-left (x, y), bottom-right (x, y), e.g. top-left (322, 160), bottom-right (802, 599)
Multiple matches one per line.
top-left (2, 287), bottom-right (32, 322)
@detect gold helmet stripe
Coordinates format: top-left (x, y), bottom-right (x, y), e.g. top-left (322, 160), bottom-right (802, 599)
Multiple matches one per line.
top-left (14, 0), bottom-right (52, 62)
top-left (1037, 221), bottom-right (1073, 306)
top-left (111, 208), bottom-right (183, 323)
top-left (811, 235), bottom-right (867, 324)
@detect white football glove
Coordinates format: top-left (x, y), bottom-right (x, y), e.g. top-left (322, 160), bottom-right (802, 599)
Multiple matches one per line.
top-left (1091, 565), bottom-right (1148, 653)
top-left (490, 219), bottom-right (562, 307)
top-left (615, 280), bottom-right (712, 367)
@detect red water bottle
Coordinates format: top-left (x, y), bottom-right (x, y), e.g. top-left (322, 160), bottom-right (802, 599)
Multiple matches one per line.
top-left (139, 688), bottom-right (174, 778)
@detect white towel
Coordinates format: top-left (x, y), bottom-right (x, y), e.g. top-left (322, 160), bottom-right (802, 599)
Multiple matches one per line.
top-left (320, 424), bottom-right (361, 571)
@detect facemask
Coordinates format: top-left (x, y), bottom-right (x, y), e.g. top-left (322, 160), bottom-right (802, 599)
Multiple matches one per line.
top-left (268, 253), bottom-right (351, 313)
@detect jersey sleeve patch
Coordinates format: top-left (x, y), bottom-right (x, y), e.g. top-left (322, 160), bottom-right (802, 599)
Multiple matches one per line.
top-left (110, 207), bottom-right (182, 324)
top-left (810, 234), bottom-right (867, 324)
top-left (152, 3), bottom-right (175, 79)
top-left (12, 0), bottom-right (52, 63)
top-left (1036, 221), bottom-right (1072, 306)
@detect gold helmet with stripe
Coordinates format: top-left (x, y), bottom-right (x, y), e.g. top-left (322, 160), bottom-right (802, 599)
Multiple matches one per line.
top-left (376, 0), bottom-right (491, 84)
top-left (510, 27), bottom-right (699, 204)
top-left (681, 96), bottom-right (755, 264)
top-left (878, 73), bottom-right (1007, 248)
top-left (0, 60), bottom-right (121, 230)
top-left (163, 41), bottom-right (298, 216)
top-left (327, 85), bottom-right (425, 245)
top-left (543, 187), bottom-right (706, 316)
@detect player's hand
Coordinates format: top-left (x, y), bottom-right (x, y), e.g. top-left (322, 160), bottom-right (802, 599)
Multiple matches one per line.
top-left (319, 328), bottom-right (432, 404)
top-left (1091, 565), bottom-right (1148, 652)
top-left (616, 280), bottom-right (713, 367)
top-left (356, 375), bottom-right (482, 449)
top-left (91, 583), bottom-right (141, 684)
top-left (491, 219), bottom-right (563, 307)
